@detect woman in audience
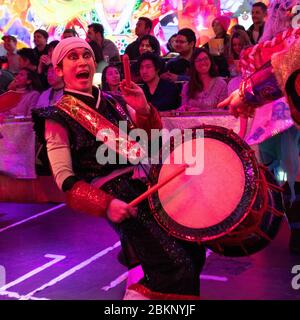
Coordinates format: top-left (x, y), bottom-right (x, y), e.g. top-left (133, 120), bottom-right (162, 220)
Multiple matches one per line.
top-left (179, 48), bottom-right (227, 111)
top-left (204, 15), bottom-right (231, 77)
top-left (101, 65), bottom-right (121, 93)
top-left (1, 67), bottom-right (42, 117)
top-left (227, 30), bottom-right (252, 95)
top-left (138, 34), bottom-right (161, 56)
top-left (164, 33), bottom-right (178, 58)
top-left (228, 30), bottom-right (251, 78)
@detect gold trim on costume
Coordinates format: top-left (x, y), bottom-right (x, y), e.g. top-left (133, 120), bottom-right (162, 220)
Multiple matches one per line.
top-left (55, 95), bottom-right (146, 162)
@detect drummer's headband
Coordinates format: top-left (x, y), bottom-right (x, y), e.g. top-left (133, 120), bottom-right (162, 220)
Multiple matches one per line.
top-left (52, 37), bottom-right (95, 67)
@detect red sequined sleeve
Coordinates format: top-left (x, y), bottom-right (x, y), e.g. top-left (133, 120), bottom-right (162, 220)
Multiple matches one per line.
top-left (66, 180), bottom-right (114, 217)
top-left (134, 103), bottom-right (162, 135)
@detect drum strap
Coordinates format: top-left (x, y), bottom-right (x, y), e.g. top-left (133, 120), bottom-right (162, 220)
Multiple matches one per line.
top-left (55, 94), bottom-right (146, 162)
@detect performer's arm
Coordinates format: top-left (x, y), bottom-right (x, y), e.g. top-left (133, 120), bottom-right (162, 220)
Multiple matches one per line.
top-left (238, 61), bottom-right (283, 106)
top-left (218, 61), bottom-right (283, 117)
top-left (45, 120), bottom-right (114, 217)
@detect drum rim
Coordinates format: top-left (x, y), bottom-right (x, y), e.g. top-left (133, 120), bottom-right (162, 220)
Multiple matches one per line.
top-left (148, 125), bottom-right (260, 242)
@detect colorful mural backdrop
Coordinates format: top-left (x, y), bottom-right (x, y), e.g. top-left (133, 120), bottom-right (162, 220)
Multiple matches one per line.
top-left (0, 0), bottom-right (269, 54)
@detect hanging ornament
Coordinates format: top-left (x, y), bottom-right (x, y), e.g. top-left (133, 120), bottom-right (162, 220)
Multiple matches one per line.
top-left (242, 11), bottom-right (249, 20)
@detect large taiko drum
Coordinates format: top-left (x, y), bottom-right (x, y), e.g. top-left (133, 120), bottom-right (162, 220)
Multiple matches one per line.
top-left (148, 125), bottom-right (285, 257)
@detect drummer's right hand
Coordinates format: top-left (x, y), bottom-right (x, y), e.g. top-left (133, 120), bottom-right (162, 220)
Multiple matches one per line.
top-left (106, 199), bottom-right (137, 223)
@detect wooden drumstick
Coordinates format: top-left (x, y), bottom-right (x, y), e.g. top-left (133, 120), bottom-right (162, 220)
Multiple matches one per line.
top-left (122, 54), bottom-right (131, 87)
top-left (129, 164), bottom-right (188, 207)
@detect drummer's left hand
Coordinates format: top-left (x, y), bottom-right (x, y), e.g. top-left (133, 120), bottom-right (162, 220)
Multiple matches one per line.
top-left (120, 80), bottom-right (151, 115)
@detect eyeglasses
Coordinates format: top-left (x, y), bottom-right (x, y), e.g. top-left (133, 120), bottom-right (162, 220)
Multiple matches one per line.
top-left (175, 40), bottom-right (188, 44)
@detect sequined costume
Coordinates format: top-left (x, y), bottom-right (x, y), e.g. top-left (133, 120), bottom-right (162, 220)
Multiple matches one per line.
top-left (238, 24), bottom-right (300, 254)
top-left (239, 34), bottom-right (300, 126)
top-left (32, 86), bottom-right (206, 299)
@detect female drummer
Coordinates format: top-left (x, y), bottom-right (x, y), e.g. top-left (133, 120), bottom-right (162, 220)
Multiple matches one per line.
top-left (32, 37), bottom-right (206, 299)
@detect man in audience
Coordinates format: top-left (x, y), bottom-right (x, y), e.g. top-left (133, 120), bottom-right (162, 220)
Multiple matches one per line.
top-left (87, 23), bottom-right (120, 62)
top-left (1, 35), bottom-right (19, 75)
top-left (161, 28), bottom-right (196, 82)
top-left (62, 28), bottom-right (79, 39)
top-left (247, 2), bottom-right (268, 45)
top-left (33, 29), bottom-right (49, 61)
top-left (138, 52), bottom-right (181, 111)
top-left (125, 17), bottom-right (153, 60)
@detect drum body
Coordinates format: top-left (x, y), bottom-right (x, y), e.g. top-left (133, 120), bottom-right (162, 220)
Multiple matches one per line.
top-left (148, 125), bottom-right (284, 257)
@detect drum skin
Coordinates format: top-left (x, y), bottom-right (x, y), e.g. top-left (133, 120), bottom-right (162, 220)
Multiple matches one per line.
top-left (148, 125), bottom-right (285, 257)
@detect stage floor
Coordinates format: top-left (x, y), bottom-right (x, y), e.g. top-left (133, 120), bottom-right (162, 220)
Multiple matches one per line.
top-left (0, 202), bottom-right (299, 300)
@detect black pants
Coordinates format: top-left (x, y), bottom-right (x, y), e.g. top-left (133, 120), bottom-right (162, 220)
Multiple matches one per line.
top-left (102, 172), bottom-right (206, 296)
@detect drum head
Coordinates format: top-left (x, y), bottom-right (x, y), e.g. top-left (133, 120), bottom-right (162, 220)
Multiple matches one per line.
top-left (148, 125), bottom-right (260, 242)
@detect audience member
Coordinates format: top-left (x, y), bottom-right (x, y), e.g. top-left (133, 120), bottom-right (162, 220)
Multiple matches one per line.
top-left (87, 23), bottom-right (120, 62)
top-left (179, 48), bottom-right (227, 111)
top-left (161, 28), bottom-right (196, 82)
top-left (2, 67), bottom-right (42, 117)
top-left (1, 35), bottom-right (19, 75)
top-left (89, 40), bottom-right (108, 73)
top-left (101, 65), bottom-right (121, 93)
top-left (125, 17), bottom-right (152, 60)
top-left (247, 2), bottom-right (267, 45)
top-left (33, 29), bottom-right (49, 61)
top-left (62, 28), bottom-right (79, 39)
top-left (35, 64), bottom-right (64, 107)
top-left (228, 30), bottom-right (251, 77)
top-left (204, 15), bottom-right (231, 77)
top-left (138, 52), bottom-right (180, 111)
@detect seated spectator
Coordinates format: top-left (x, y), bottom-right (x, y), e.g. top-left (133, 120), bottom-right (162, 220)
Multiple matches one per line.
top-left (247, 2), bottom-right (267, 45)
top-left (101, 65), bottom-right (121, 93)
top-left (38, 40), bottom-right (59, 75)
top-left (33, 29), bottom-right (49, 61)
top-left (37, 40), bottom-right (60, 89)
top-left (17, 48), bottom-right (39, 71)
top-left (228, 30), bottom-right (251, 77)
top-left (139, 34), bottom-right (161, 56)
top-left (179, 48), bottom-right (227, 112)
top-left (0, 69), bottom-right (14, 94)
top-left (7, 48), bottom-right (39, 91)
top-left (131, 34), bottom-right (162, 83)
top-left (35, 64), bottom-right (64, 107)
top-left (1, 35), bottom-right (19, 75)
top-left (161, 28), bottom-right (196, 82)
top-left (62, 28), bottom-right (78, 39)
top-left (89, 40), bottom-right (108, 73)
top-left (125, 17), bottom-right (152, 61)
top-left (164, 33), bottom-right (179, 59)
top-left (1, 67), bottom-right (42, 117)
top-left (138, 52), bottom-right (180, 111)
top-left (87, 23), bottom-right (120, 62)
top-left (204, 15), bottom-right (231, 77)
top-left (229, 24), bottom-right (246, 35)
